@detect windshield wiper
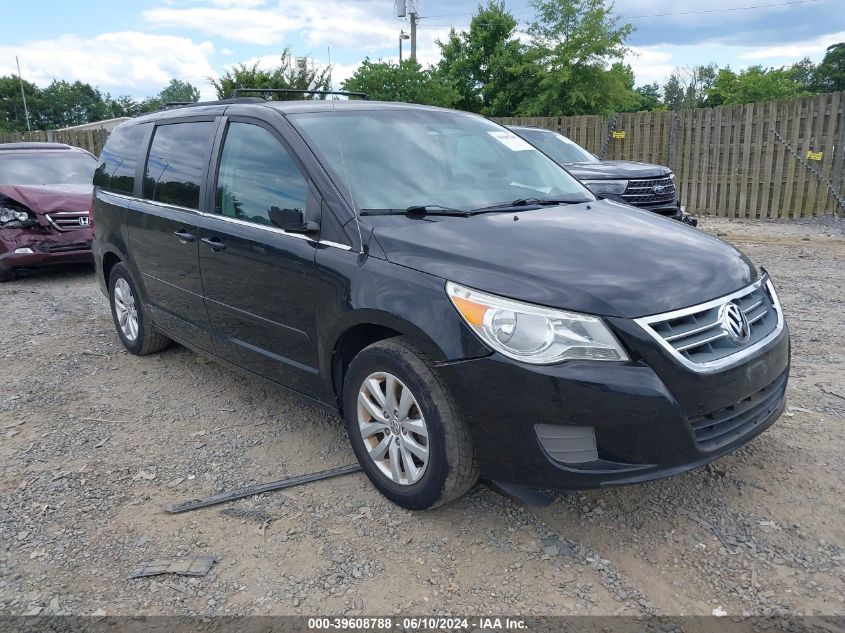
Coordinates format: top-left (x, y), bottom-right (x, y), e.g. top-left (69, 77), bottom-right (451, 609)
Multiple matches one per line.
top-left (360, 205), bottom-right (472, 217)
top-left (471, 196), bottom-right (592, 213)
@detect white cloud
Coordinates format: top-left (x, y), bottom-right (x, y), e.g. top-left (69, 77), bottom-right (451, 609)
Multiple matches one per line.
top-left (738, 30), bottom-right (845, 60)
top-left (625, 46), bottom-right (675, 86)
top-left (143, 1), bottom-right (405, 51)
top-left (0, 32), bottom-right (217, 99)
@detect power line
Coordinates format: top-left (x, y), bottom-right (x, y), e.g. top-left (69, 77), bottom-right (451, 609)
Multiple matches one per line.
top-left (622, 0), bottom-right (823, 19)
top-left (419, 0), bottom-right (823, 22)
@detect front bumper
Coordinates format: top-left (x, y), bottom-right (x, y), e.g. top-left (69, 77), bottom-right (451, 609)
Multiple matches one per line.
top-left (437, 323), bottom-right (789, 489)
top-left (0, 228), bottom-right (93, 272)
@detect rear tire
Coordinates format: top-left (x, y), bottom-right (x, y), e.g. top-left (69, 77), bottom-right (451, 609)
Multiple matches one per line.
top-left (108, 263), bottom-right (171, 355)
top-left (343, 337), bottom-right (478, 510)
top-left (0, 268), bottom-right (16, 283)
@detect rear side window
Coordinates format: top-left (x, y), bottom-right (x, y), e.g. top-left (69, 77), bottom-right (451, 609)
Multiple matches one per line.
top-left (93, 123), bottom-right (148, 194)
top-left (214, 122), bottom-right (308, 226)
top-left (143, 121), bottom-right (216, 209)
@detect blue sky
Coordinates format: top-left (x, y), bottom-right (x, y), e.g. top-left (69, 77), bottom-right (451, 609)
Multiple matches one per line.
top-left (2, 0), bottom-right (843, 101)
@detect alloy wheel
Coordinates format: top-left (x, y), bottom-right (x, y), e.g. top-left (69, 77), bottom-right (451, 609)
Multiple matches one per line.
top-left (113, 278), bottom-right (139, 342)
top-left (357, 371), bottom-right (430, 485)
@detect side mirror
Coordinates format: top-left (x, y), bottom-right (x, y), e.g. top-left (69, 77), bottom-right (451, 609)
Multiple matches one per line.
top-left (268, 206), bottom-right (319, 234)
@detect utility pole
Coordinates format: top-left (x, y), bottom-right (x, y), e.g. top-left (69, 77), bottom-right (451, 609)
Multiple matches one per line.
top-left (399, 30), bottom-right (410, 64)
top-left (409, 9), bottom-right (417, 62)
top-left (15, 55), bottom-right (31, 132)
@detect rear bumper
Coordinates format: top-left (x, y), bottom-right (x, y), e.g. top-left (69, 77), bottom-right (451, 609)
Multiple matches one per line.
top-left (437, 324), bottom-right (789, 490)
top-left (0, 228), bottom-right (93, 272)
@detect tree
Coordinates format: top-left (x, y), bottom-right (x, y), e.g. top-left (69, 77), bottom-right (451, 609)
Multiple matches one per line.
top-left (520, 0), bottom-right (635, 116)
top-left (788, 57), bottom-right (817, 91)
top-left (0, 75), bottom-right (42, 132)
top-left (662, 64), bottom-right (718, 110)
top-left (708, 65), bottom-right (806, 105)
top-left (342, 59), bottom-right (459, 107)
top-left (813, 42), bottom-right (845, 92)
top-left (436, 1), bottom-right (534, 115)
top-left (210, 49), bottom-right (331, 100)
top-left (38, 80), bottom-right (113, 128)
top-left (621, 82), bottom-right (663, 112)
top-left (159, 79), bottom-right (200, 104)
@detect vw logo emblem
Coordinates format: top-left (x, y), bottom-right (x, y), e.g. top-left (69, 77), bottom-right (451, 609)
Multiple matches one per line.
top-left (653, 184), bottom-right (668, 195)
top-left (78, 216), bottom-right (90, 226)
top-left (719, 302), bottom-right (751, 344)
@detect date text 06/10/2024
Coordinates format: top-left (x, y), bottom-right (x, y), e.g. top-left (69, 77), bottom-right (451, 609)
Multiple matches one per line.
top-left (307, 617), bottom-right (528, 630)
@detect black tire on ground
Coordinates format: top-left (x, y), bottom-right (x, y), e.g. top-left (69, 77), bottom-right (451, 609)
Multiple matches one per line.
top-left (108, 263), bottom-right (171, 356)
top-left (343, 336), bottom-right (479, 510)
top-left (0, 268), bottom-right (16, 282)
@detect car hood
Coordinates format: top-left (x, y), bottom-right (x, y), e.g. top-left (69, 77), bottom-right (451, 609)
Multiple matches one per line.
top-left (0, 184), bottom-right (93, 217)
top-left (564, 161), bottom-right (672, 180)
top-left (368, 200), bottom-right (757, 318)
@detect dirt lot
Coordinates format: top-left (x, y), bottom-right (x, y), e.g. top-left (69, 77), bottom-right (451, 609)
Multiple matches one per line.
top-left (1, 217), bottom-right (843, 617)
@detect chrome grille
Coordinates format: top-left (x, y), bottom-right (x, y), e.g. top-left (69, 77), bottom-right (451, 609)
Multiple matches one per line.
top-left (45, 211), bottom-right (90, 232)
top-left (622, 176), bottom-right (676, 207)
top-left (634, 278), bottom-right (784, 373)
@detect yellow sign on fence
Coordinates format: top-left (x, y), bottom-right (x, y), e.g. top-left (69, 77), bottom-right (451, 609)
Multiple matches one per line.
top-left (612, 131), bottom-right (626, 139)
top-left (806, 150), bottom-right (823, 161)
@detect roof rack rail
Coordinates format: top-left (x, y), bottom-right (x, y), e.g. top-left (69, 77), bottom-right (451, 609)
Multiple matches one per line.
top-left (228, 88), bottom-right (370, 101)
top-left (164, 101), bottom-right (195, 108)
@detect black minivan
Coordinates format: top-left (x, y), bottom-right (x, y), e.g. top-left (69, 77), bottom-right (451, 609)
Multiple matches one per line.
top-left (92, 94), bottom-right (790, 509)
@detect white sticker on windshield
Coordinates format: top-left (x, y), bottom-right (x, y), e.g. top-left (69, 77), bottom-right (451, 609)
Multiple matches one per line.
top-left (487, 130), bottom-right (535, 151)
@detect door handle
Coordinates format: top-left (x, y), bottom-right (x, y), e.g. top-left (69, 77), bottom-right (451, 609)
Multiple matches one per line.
top-left (173, 230), bottom-right (196, 243)
top-left (201, 237), bottom-right (227, 252)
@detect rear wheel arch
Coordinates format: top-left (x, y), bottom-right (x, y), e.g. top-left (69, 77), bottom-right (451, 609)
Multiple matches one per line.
top-left (101, 251), bottom-right (121, 289)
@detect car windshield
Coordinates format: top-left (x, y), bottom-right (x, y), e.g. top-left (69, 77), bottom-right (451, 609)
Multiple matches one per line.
top-left (512, 129), bottom-right (598, 164)
top-left (288, 109), bottom-right (592, 213)
top-left (0, 152), bottom-right (97, 185)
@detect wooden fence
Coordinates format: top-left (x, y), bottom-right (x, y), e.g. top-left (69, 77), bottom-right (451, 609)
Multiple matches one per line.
top-left (496, 91), bottom-right (845, 218)
top-left (0, 128), bottom-right (109, 157)
top-left (2, 92), bottom-right (843, 218)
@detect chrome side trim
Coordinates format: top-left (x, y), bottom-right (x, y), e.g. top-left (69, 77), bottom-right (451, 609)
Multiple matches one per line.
top-left (97, 191), bottom-right (356, 251)
top-left (634, 278), bottom-right (785, 374)
top-left (318, 239), bottom-right (353, 251)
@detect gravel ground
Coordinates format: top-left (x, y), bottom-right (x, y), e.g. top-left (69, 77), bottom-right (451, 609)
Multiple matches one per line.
top-left (0, 216), bottom-right (843, 617)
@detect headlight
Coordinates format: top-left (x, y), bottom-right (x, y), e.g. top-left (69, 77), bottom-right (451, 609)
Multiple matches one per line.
top-left (0, 206), bottom-right (29, 223)
top-left (446, 282), bottom-right (629, 364)
top-left (581, 179), bottom-right (628, 195)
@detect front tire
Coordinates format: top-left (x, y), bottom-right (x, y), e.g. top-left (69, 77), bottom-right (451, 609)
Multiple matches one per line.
top-left (343, 337), bottom-right (478, 510)
top-left (108, 263), bottom-right (171, 355)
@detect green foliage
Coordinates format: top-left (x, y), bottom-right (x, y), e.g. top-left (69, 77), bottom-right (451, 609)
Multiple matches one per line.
top-left (813, 42), bottom-right (845, 92)
top-left (0, 75), bottom-right (41, 132)
top-left (621, 82), bottom-right (664, 112)
top-left (662, 64), bottom-right (718, 110)
top-left (436, 1), bottom-right (533, 115)
top-left (342, 59), bottom-right (459, 107)
top-left (520, 0), bottom-right (634, 115)
top-left (210, 49), bottom-right (331, 100)
top-left (708, 66), bottom-right (807, 106)
top-left (0, 76), bottom-right (202, 131)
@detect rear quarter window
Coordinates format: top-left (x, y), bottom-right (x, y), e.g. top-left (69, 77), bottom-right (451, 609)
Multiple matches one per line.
top-left (94, 123), bottom-right (149, 195)
top-left (143, 121), bottom-right (217, 210)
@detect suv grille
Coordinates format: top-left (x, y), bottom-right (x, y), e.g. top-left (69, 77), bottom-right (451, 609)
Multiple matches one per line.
top-left (635, 278), bottom-right (784, 373)
top-left (45, 211), bottom-right (90, 231)
top-left (690, 370), bottom-right (787, 451)
top-left (622, 176), bottom-right (676, 208)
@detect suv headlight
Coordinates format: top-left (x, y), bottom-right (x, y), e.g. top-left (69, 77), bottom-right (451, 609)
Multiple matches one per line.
top-left (581, 179), bottom-right (628, 196)
top-left (447, 282), bottom-right (629, 364)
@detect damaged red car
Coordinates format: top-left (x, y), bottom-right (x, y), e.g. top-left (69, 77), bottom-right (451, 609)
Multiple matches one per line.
top-left (0, 142), bottom-right (97, 282)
